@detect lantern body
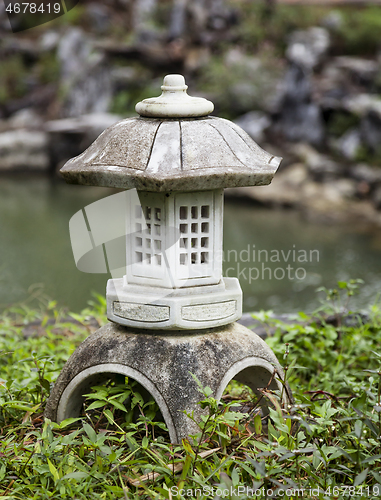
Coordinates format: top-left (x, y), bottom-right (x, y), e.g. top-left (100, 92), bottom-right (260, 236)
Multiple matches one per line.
top-left (126, 190), bottom-right (223, 288)
top-left (107, 188), bottom-right (242, 329)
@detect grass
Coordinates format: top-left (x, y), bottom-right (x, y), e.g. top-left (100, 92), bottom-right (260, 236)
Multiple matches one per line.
top-left (0, 282), bottom-right (381, 499)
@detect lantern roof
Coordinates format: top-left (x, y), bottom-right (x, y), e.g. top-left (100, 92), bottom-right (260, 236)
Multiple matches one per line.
top-left (60, 75), bottom-right (281, 192)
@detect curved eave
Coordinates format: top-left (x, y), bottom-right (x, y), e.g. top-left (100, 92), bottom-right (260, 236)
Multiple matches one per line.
top-left (59, 114), bottom-right (282, 191)
top-left (60, 159), bottom-right (281, 192)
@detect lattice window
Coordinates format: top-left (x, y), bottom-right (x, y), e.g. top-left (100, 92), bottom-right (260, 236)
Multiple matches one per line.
top-left (134, 203), bottom-right (163, 267)
top-left (126, 189), bottom-right (222, 288)
top-left (174, 190), bottom-right (220, 283)
top-left (178, 203), bottom-right (210, 267)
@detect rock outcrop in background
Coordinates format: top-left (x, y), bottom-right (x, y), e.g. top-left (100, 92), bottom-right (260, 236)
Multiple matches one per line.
top-left (1, 0), bottom-right (381, 225)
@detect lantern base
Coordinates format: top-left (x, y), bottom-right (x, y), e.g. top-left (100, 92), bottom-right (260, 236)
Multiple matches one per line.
top-left (45, 321), bottom-right (292, 443)
top-left (106, 277), bottom-right (242, 330)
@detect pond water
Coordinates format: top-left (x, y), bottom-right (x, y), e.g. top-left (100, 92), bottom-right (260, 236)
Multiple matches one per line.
top-left (1, 176), bottom-right (380, 314)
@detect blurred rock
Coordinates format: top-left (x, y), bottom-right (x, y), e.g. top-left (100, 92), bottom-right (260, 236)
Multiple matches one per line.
top-left (224, 48), bottom-right (261, 71)
top-left (229, 163), bottom-right (355, 210)
top-left (45, 112), bottom-right (122, 167)
top-left (274, 65), bottom-right (325, 146)
top-left (86, 3), bottom-right (111, 34)
top-left (183, 0), bottom-right (238, 45)
top-left (45, 112), bottom-right (122, 143)
top-left (321, 10), bottom-right (343, 32)
top-left (308, 157), bottom-right (344, 181)
top-left (111, 66), bottom-right (140, 87)
top-left (234, 111), bottom-right (271, 143)
top-left (286, 27), bottom-right (330, 71)
top-left (343, 94), bottom-right (381, 117)
top-left (0, 35), bottom-right (39, 57)
top-left (293, 178), bottom-right (355, 219)
top-left (292, 143), bottom-right (344, 180)
top-left (334, 56), bottom-right (379, 86)
top-left (208, 0), bottom-right (236, 31)
top-left (58, 27), bottom-right (90, 81)
top-left (133, 0), bottom-right (159, 42)
top-left (349, 163), bottom-right (381, 185)
top-left (336, 128), bottom-right (362, 160)
top-left (226, 163), bottom-right (309, 207)
top-left (184, 46), bottom-right (210, 73)
top-left (39, 30), bottom-right (61, 52)
top-left (169, 0), bottom-right (187, 40)
top-left (58, 28), bottom-right (112, 117)
top-left (222, 49), bottom-right (284, 114)
top-left (0, 1), bottom-right (10, 32)
top-left (0, 130), bottom-right (49, 170)
top-left (361, 110), bottom-right (381, 154)
top-left (8, 108), bottom-right (43, 130)
top-left (372, 185), bottom-right (381, 210)
top-left (318, 62), bottom-right (351, 111)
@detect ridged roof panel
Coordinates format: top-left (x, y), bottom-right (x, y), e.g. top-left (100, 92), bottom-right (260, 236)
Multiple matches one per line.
top-left (60, 116), bottom-right (281, 191)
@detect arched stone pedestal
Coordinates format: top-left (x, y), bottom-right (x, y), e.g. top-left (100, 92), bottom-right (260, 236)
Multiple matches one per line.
top-left (45, 321), bottom-right (290, 443)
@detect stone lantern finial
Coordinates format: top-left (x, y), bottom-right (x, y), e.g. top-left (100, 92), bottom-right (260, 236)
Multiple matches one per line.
top-left (135, 74), bottom-right (214, 118)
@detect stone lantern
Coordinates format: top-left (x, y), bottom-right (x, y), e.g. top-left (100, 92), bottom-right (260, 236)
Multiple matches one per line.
top-left (45, 75), bottom-right (290, 442)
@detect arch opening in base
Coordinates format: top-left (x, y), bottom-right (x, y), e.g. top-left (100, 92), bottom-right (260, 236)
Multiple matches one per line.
top-left (56, 363), bottom-right (176, 442)
top-left (216, 357), bottom-right (288, 428)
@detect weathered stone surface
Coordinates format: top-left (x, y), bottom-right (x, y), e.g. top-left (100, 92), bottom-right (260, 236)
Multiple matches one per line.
top-left (60, 116), bottom-right (281, 191)
top-left (113, 302), bottom-right (170, 322)
top-left (107, 277), bottom-right (242, 330)
top-left (45, 321), bottom-right (289, 443)
top-left (136, 75), bottom-right (214, 118)
top-left (181, 300), bottom-right (236, 322)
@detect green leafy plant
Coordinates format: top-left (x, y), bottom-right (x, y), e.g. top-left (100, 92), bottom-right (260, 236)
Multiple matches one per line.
top-left (1, 282), bottom-right (381, 498)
